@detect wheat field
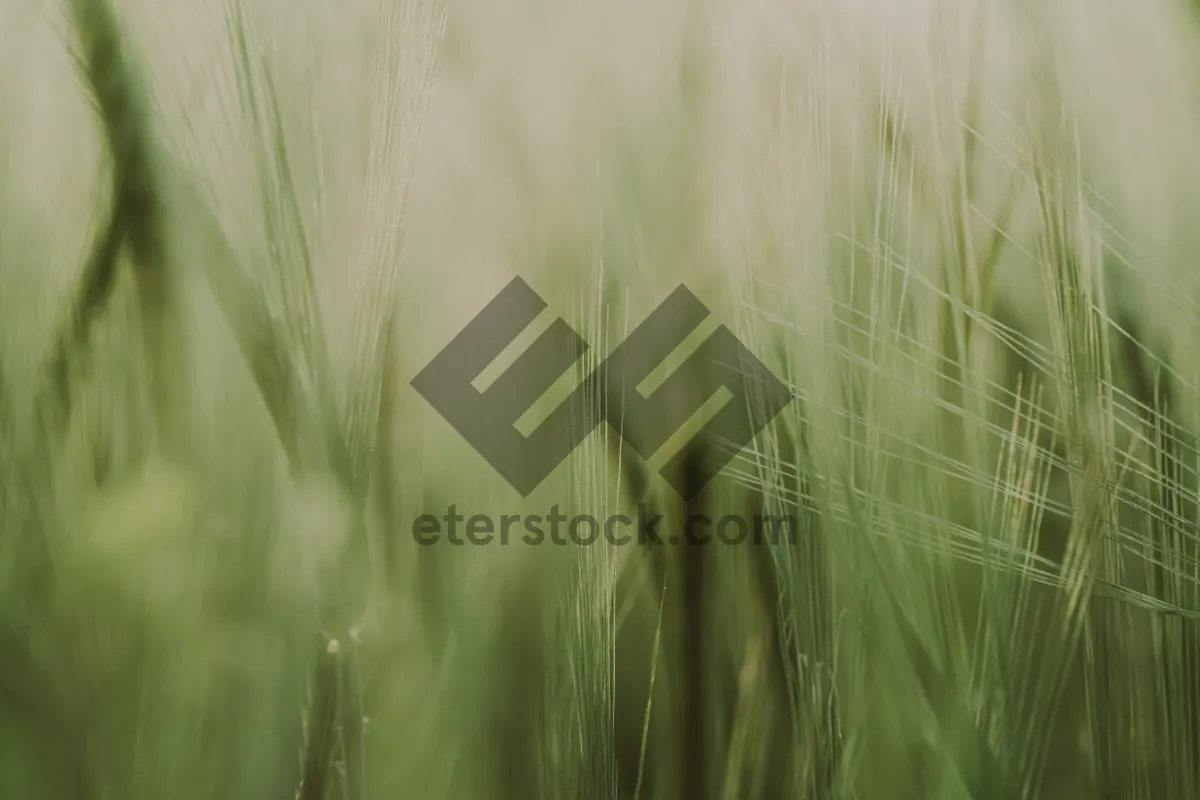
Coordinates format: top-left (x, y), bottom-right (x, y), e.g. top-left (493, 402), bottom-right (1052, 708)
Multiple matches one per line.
top-left (4, 0), bottom-right (1200, 797)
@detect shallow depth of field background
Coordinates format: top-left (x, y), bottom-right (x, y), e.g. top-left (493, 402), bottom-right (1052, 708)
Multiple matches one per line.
top-left (4, 0), bottom-right (1200, 797)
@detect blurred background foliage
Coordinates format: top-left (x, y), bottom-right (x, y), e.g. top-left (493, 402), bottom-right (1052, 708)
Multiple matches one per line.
top-left (4, 0), bottom-right (1200, 797)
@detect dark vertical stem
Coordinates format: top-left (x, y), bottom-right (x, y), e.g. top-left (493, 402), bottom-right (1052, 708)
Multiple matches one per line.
top-left (1118, 312), bottom-right (1200, 793)
top-left (611, 433), bottom-right (667, 799)
top-left (65, 0), bottom-right (180, 452)
top-left (680, 449), bottom-right (708, 800)
top-left (298, 640), bottom-right (341, 800)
